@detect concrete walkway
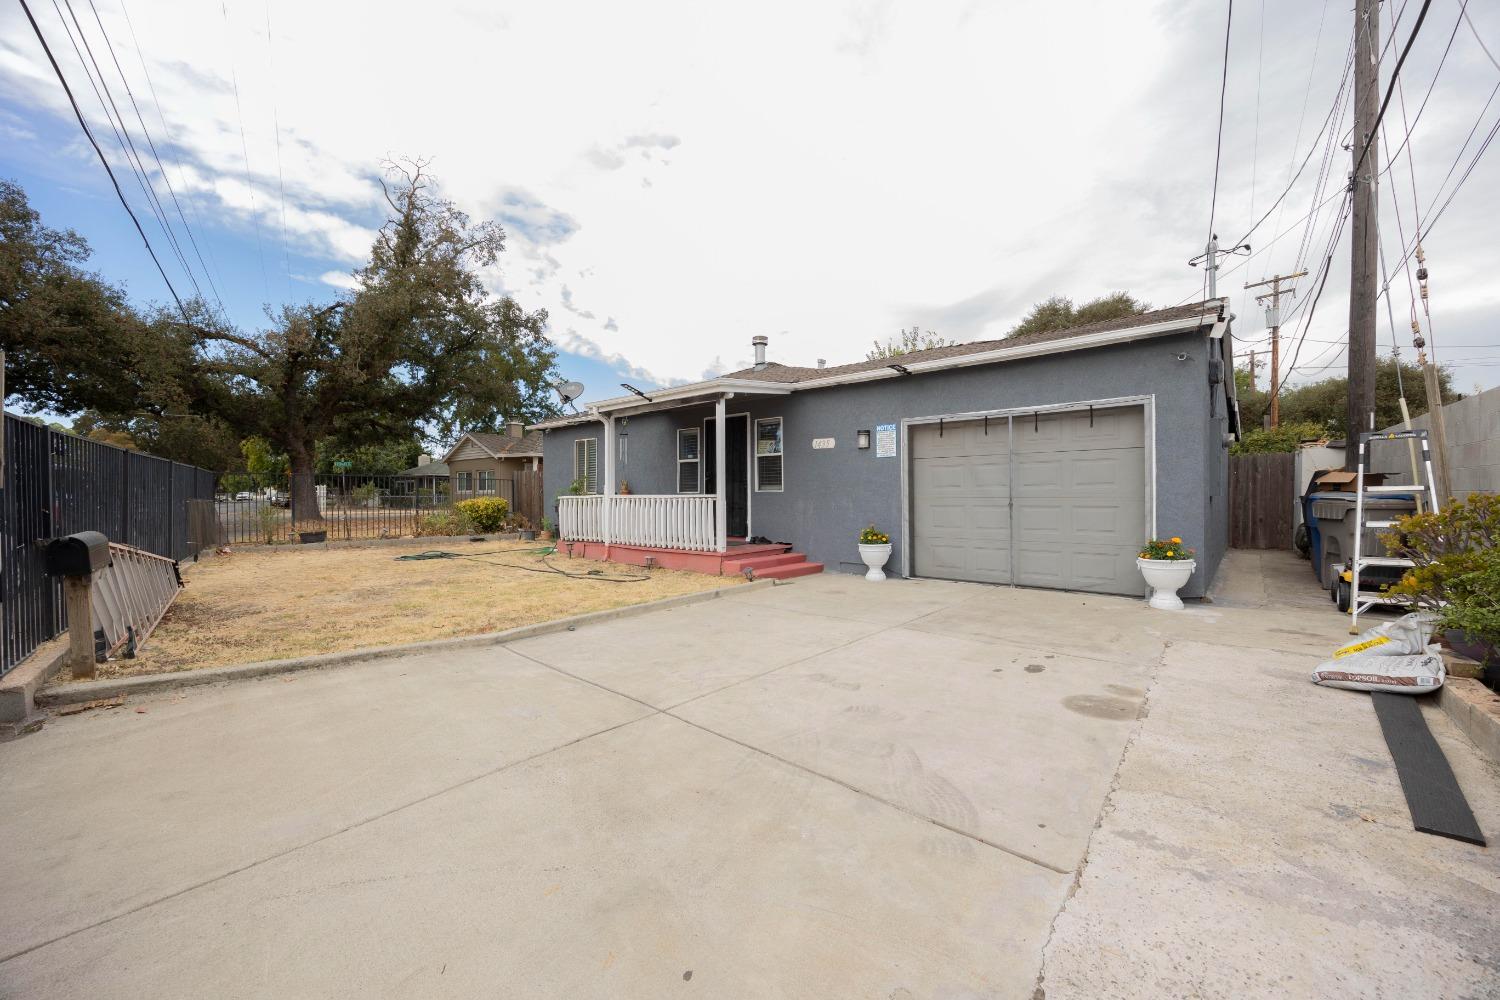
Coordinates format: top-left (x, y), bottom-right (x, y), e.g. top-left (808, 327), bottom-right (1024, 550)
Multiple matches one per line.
top-left (0, 553), bottom-right (1495, 998)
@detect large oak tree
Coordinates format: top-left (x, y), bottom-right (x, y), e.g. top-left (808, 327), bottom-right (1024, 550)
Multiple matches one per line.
top-left (3, 163), bottom-right (561, 518)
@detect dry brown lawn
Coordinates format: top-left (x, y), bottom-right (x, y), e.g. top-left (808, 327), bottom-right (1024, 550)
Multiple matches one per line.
top-left (71, 542), bottom-right (742, 680)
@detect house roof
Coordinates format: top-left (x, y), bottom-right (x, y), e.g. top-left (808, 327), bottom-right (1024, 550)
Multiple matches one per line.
top-left (396, 461), bottom-right (448, 478)
top-left (441, 430), bottom-right (545, 462)
top-left (531, 298), bottom-right (1228, 429)
top-left (718, 301), bottom-right (1224, 384)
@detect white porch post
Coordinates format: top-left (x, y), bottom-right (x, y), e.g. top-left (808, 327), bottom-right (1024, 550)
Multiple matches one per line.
top-left (714, 396), bottom-right (727, 552)
top-left (603, 414), bottom-right (615, 547)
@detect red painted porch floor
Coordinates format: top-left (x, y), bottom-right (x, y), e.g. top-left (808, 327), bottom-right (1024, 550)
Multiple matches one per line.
top-left (561, 539), bottom-right (823, 580)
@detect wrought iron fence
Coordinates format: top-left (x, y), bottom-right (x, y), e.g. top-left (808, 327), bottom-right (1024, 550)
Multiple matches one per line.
top-left (1, 413), bottom-right (217, 677)
top-left (205, 473), bottom-right (518, 546)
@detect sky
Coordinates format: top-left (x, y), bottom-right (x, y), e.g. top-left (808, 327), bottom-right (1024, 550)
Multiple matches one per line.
top-left (2, 0), bottom-right (1498, 423)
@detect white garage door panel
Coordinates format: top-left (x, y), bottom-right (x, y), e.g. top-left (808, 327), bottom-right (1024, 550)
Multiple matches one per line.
top-left (910, 406), bottom-right (1147, 595)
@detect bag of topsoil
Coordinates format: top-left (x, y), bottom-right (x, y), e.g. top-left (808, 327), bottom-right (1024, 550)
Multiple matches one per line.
top-left (1331, 612), bottom-right (1438, 659)
top-left (1311, 652), bottom-right (1445, 694)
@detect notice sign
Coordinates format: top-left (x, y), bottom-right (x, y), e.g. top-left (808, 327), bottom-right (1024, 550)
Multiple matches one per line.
top-left (811, 438), bottom-right (836, 450)
top-left (875, 423), bottom-right (897, 458)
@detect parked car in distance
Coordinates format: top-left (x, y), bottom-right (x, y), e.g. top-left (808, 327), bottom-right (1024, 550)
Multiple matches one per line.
top-left (234, 491), bottom-right (253, 502)
top-left (269, 491), bottom-right (290, 508)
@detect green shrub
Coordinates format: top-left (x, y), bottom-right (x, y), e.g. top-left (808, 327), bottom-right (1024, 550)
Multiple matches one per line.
top-left (256, 505), bottom-right (282, 545)
top-left (1230, 421), bottom-right (1327, 455)
top-left (455, 496), bottom-right (510, 532)
top-left (1437, 547), bottom-right (1500, 646)
top-left (1384, 493), bottom-right (1500, 609)
top-left (414, 509), bottom-right (474, 537)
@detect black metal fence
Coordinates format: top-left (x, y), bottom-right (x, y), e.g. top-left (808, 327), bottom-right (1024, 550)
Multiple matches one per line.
top-left (1, 413), bottom-right (216, 677)
top-left (204, 473), bottom-right (515, 546)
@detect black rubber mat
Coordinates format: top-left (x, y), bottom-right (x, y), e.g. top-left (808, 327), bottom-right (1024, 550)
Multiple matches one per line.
top-left (1371, 692), bottom-right (1487, 846)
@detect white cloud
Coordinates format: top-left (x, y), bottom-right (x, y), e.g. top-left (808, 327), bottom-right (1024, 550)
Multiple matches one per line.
top-left (2, 0), bottom-right (1497, 391)
top-left (318, 270), bottom-right (359, 290)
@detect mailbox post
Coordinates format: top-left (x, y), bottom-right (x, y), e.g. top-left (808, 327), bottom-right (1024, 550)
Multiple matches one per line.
top-left (44, 532), bottom-right (112, 680)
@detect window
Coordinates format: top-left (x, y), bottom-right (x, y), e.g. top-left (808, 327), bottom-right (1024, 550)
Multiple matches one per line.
top-left (755, 417), bottom-right (783, 492)
top-left (677, 428), bottom-right (701, 493)
top-left (573, 437), bottom-right (599, 494)
top-left (455, 471), bottom-right (473, 493)
top-left (477, 470), bottom-right (497, 494)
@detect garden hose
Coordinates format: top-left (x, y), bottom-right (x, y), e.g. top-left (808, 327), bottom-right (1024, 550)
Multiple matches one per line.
top-left (393, 547), bottom-right (649, 583)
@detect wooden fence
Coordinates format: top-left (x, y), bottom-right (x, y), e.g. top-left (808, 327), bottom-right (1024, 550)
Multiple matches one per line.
top-left (512, 469), bottom-right (544, 529)
top-left (1228, 452), bottom-right (1296, 549)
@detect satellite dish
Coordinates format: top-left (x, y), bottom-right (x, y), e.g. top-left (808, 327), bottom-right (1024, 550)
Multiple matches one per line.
top-left (555, 381), bottom-right (586, 413)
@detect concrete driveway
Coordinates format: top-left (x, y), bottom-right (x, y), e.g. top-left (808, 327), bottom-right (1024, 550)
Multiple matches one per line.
top-left (1, 555), bottom-right (1496, 998)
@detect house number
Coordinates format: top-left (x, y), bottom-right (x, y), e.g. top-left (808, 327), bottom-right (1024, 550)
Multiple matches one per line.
top-left (811, 438), bottom-right (836, 449)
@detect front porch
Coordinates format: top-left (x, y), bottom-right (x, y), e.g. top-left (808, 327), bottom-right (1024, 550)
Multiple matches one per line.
top-left (552, 386), bottom-right (822, 579)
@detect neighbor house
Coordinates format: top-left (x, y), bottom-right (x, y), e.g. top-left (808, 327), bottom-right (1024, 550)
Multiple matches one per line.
top-left (534, 300), bottom-right (1238, 598)
top-left (394, 455), bottom-right (450, 497)
top-left (443, 423), bottom-right (544, 502)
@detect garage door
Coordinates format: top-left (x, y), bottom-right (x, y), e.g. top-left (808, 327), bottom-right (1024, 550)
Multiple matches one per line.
top-left (910, 406), bottom-right (1146, 594)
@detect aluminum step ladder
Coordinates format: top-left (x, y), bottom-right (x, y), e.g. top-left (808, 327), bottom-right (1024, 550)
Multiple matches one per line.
top-left (1349, 429), bottom-right (1441, 633)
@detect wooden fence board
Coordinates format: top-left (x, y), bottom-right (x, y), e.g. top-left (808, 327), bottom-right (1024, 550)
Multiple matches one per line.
top-left (513, 469), bottom-right (544, 529)
top-left (1229, 452), bottom-right (1295, 549)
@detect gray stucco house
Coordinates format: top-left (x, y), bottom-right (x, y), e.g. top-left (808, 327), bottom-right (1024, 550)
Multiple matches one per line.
top-left (534, 299), bottom-right (1239, 598)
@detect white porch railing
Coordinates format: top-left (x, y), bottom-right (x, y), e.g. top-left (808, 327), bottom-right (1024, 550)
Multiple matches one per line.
top-left (557, 495), bottom-right (719, 552)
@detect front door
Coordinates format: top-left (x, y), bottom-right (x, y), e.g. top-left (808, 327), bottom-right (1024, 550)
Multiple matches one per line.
top-left (703, 414), bottom-right (749, 537)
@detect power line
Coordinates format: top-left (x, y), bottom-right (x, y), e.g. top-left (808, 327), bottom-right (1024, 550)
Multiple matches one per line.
top-left (264, 0), bottom-right (293, 300)
top-left (220, 0), bottom-right (272, 300)
top-left (116, 0), bottom-right (234, 325)
top-left (52, 0), bottom-right (201, 299)
top-left (1273, 191), bottom-right (1351, 394)
top-left (15, 0), bottom-right (188, 316)
top-left (83, 0), bottom-right (231, 323)
top-left (1351, 0), bottom-right (1434, 176)
top-left (1461, 4), bottom-right (1500, 73)
top-left (1201, 0), bottom-right (1234, 303)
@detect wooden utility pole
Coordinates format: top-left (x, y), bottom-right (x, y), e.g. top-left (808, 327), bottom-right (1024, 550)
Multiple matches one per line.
top-left (1346, 0), bottom-right (1380, 469)
top-left (1245, 270), bottom-right (1308, 428)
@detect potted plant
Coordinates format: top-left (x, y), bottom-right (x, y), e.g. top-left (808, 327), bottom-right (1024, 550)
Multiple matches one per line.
top-left (1137, 536), bottom-right (1196, 610)
top-left (539, 516), bottom-right (555, 542)
top-left (858, 524), bottom-right (892, 581)
top-left (517, 516), bottom-right (537, 542)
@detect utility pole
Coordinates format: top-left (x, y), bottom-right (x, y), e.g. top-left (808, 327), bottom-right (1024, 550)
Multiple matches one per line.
top-left (1245, 270), bottom-right (1308, 428)
top-left (1346, 0), bottom-right (1380, 469)
top-left (1205, 234), bottom-right (1219, 299)
top-left (1410, 248), bottom-right (1454, 499)
top-left (1247, 349), bottom-right (1258, 391)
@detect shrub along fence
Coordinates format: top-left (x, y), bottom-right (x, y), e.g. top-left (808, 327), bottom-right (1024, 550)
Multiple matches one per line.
top-left (1, 413), bottom-right (216, 677)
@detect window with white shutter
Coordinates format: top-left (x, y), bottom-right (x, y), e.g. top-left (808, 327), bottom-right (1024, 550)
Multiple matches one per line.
top-left (754, 417), bottom-right (783, 492)
top-left (677, 428), bottom-right (701, 493)
top-left (573, 438), bottom-right (599, 494)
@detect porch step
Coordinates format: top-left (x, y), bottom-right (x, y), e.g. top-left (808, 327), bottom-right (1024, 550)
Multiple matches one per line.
top-left (720, 551), bottom-right (800, 575)
top-left (755, 560), bottom-right (824, 581)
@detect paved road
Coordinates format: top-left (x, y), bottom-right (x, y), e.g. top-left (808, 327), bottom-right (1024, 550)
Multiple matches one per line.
top-left (0, 555), bottom-right (1495, 998)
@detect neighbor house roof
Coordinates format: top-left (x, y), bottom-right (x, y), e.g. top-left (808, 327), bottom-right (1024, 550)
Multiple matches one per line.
top-left (441, 430), bottom-right (545, 462)
top-left (531, 299), bottom-right (1228, 429)
top-left (396, 460), bottom-right (448, 478)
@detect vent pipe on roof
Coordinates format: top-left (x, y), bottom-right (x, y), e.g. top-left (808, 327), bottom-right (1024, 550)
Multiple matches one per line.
top-left (752, 335), bottom-right (768, 370)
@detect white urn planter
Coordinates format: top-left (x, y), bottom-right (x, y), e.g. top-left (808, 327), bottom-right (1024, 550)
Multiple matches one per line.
top-left (1137, 557), bottom-right (1196, 610)
top-left (858, 542), bottom-right (892, 581)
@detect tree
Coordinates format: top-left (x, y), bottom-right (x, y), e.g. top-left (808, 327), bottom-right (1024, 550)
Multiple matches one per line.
top-left (314, 438), bottom-right (422, 476)
top-left (1, 165), bottom-right (562, 518)
top-left (1006, 292), bottom-right (1149, 339)
top-left (1230, 421), bottom-right (1328, 455)
top-left (866, 326), bottom-right (955, 360)
top-left (1277, 357), bottom-right (1460, 434)
top-left (1234, 364), bottom-right (1269, 430)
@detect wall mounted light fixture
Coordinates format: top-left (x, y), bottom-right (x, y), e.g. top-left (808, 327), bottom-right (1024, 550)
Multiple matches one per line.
top-left (856, 429), bottom-right (872, 450)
